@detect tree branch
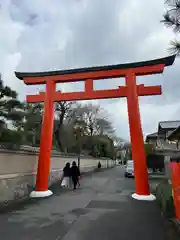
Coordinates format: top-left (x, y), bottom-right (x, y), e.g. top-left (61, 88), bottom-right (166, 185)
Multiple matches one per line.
top-left (169, 39), bottom-right (180, 55)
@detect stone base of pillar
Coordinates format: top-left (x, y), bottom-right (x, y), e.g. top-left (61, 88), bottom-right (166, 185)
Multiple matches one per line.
top-left (132, 193), bottom-right (156, 201)
top-left (29, 190), bottom-right (53, 198)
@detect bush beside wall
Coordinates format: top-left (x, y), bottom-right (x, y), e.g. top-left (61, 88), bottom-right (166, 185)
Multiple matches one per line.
top-left (155, 179), bottom-right (175, 218)
top-left (147, 154), bottom-right (165, 172)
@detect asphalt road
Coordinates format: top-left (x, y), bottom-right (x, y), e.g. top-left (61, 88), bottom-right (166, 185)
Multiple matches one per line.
top-left (0, 166), bottom-right (179, 240)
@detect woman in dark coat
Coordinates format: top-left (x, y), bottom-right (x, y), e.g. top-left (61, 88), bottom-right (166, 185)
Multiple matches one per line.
top-left (71, 161), bottom-right (80, 189)
top-left (62, 162), bottom-right (71, 188)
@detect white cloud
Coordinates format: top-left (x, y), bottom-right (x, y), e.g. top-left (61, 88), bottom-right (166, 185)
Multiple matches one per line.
top-left (105, 97), bottom-right (180, 141)
top-left (0, 0), bottom-right (179, 140)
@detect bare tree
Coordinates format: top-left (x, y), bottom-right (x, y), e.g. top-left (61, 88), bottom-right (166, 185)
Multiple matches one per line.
top-left (54, 101), bottom-right (76, 151)
top-left (68, 103), bottom-right (114, 137)
top-left (96, 118), bottom-right (115, 136)
top-left (113, 136), bottom-right (126, 148)
top-left (161, 0), bottom-right (180, 55)
top-left (24, 103), bottom-right (43, 145)
top-left (68, 103), bottom-right (101, 136)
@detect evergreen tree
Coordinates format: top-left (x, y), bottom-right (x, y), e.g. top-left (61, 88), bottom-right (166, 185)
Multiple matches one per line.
top-left (161, 0), bottom-right (180, 55)
top-left (23, 103), bottom-right (43, 146)
top-left (0, 74), bottom-right (23, 133)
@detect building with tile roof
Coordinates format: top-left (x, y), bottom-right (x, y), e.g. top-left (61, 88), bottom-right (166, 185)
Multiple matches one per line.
top-left (158, 120), bottom-right (180, 140)
top-left (168, 126), bottom-right (180, 142)
top-left (145, 132), bottom-right (158, 147)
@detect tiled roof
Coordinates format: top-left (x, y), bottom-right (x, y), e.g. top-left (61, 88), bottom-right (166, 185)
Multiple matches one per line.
top-left (168, 126), bottom-right (180, 140)
top-left (159, 121), bottom-right (180, 129)
top-left (146, 132), bottom-right (158, 138)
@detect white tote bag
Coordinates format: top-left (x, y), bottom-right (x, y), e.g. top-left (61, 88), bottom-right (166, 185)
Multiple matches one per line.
top-left (61, 177), bottom-right (69, 187)
top-left (61, 178), bottom-right (66, 187)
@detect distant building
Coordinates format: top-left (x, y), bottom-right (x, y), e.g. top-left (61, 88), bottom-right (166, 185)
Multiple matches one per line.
top-left (158, 120), bottom-right (180, 140)
top-left (167, 125), bottom-right (180, 149)
top-left (115, 142), bottom-right (131, 162)
top-left (145, 132), bottom-right (158, 147)
top-left (168, 126), bottom-right (180, 141)
top-left (145, 120), bottom-right (180, 151)
top-left (154, 120), bottom-right (180, 151)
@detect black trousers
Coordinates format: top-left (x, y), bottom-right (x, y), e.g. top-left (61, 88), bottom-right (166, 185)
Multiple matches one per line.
top-left (72, 177), bottom-right (78, 189)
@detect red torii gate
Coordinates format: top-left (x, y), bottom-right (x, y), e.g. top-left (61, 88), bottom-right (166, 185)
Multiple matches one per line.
top-left (15, 55), bottom-right (175, 200)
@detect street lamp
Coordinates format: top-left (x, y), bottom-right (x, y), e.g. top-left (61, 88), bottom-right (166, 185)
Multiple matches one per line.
top-left (73, 122), bottom-right (83, 169)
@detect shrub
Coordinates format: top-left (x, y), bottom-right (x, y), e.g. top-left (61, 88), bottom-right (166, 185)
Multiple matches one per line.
top-left (0, 128), bottom-right (23, 148)
top-left (156, 179), bottom-right (175, 218)
top-left (147, 154), bottom-right (165, 172)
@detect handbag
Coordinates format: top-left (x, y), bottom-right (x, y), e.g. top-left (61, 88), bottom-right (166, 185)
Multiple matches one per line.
top-left (61, 177), bottom-right (70, 187)
top-left (61, 178), bottom-right (67, 187)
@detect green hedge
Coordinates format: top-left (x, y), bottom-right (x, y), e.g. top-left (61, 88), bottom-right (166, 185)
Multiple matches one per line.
top-left (155, 179), bottom-right (175, 218)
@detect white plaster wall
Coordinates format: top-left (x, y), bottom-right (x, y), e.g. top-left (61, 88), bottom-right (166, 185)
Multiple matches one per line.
top-left (0, 149), bottom-right (115, 207)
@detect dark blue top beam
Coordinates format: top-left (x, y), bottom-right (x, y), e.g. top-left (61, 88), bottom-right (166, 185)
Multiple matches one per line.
top-left (15, 55), bottom-right (176, 80)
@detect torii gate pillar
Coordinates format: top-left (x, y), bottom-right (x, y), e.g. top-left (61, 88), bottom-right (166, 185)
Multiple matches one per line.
top-left (126, 72), bottom-right (154, 200)
top-left (30, 81), bottom-right (55, 197)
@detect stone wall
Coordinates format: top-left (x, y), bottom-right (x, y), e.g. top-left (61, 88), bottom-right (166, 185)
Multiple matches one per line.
top-left (0, 149), bottom-right (115, 208)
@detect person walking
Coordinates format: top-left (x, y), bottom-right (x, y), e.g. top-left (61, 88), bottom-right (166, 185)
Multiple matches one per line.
top-left (77, 166), bottom-right (81, 187)
top-left (62, 162), bottom-right (71, 188)
top-left (71, 161), bottom-right (80, 190)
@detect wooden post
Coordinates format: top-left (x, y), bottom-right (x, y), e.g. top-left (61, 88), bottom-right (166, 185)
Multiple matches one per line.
top-left (30, 81), bottom-right (56, 198)
top-left (126, 72), bottom-right (155, 200)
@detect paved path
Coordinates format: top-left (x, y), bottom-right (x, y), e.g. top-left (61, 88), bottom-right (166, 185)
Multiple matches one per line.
top-left (0, 167), bottom-right (179, 239)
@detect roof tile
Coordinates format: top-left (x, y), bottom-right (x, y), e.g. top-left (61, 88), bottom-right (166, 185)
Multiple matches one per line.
top-left (159, 121), bottom-right (180, 129)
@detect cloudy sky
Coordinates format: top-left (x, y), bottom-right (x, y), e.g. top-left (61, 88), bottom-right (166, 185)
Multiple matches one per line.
top-left (0, 0), bottom-right (180, 141)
